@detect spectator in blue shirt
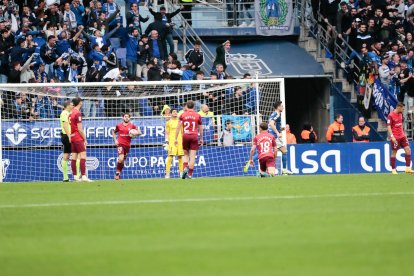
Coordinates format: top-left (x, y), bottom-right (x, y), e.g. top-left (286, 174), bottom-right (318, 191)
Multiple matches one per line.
top-left (125, 27), bottom-right (140, 78)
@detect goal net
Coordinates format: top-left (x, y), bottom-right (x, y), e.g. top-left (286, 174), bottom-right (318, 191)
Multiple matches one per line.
top-left (0, 78), bottom-right (285, 182)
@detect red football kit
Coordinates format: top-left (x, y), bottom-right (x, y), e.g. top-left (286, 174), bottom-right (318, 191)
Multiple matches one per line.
top-left (69, 108), bottom-right (85, 153)
top-left (180, 110), bottom-right (202, 150)
top-left (387, 111), bottom-right (409, 150)
top-left (114, 122), bottom-right (139, 156)
top-left (253, 132), bottom-right (277, 172)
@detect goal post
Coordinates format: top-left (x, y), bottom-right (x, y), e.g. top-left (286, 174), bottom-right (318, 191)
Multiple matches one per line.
top-left (0, 78), bottom-right (285, 182)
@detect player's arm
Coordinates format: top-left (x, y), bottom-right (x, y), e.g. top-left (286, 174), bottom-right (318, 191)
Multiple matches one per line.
top-left (165, 122), bottom-right (170, 144)
top-left (387, 124), bottom-right (396, 143)
top-left (249, 145), bottom-right (256, 164)
top-left (174, 121), bottom-right (183, 146)
top-left (134, 126), bottom-right (142, 136)
top-left (269, 120), bottom-right (280, 137)
top-left (77, 122), bottom-right (87, 145)
top-left (199, 119), bottom-right (203, 145)
top-left (112, 128), bottom-right (119, 146)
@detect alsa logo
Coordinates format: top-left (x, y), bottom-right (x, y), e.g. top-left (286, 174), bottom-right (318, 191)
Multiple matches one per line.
top-left (289, 146), bottom-right (341, 174)
top-left (361, 143), bottom-right (410, 172)
top-left (56, 153), bottom-right (100, 174)
top-left (1, 159), bottom-right (10, 179)
top-left (5, 123), bottom-right (27, 145)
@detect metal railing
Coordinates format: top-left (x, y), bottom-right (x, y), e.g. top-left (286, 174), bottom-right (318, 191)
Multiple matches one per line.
top-left (165, 0), bottom-right (216, 72)
top-left (296, 0), bottom-right (361, 85)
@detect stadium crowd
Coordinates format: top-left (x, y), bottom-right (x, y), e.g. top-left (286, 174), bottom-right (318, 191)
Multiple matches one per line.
top-left (318, 0), bottom-right (414, 120)
top-left (0, 0), bottom-right (259, 120)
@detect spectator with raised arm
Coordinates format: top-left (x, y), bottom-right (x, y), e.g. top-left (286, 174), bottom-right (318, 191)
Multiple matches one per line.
top-left (149, 5), bottom-right (183, 54)
top-left (213, 40), bottom-right (231, 72)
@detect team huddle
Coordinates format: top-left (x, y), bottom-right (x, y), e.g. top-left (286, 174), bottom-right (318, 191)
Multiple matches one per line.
top-left (60, 99), bottom-right (412, 182)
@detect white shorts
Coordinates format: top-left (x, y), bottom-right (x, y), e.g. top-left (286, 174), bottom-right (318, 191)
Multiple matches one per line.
top-left (276, 137), bottom-right (285, 149)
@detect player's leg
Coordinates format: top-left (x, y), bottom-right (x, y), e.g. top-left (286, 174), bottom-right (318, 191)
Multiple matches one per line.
top-left (266, 157), bottom-right (276, 177)
top-left (79, 146), bottom-right (93, 182)
top-left (258, 158), bottom-right (270, 177)
top-left (71, 151), bottom-right (79, 181)
top-left (403, 138), bottom-right (413, 173)
top-left (187, 136), bottom-right (200, 178)
top-left (62, 153), bottom-right (70, 182)
top-left (187, 149), bottom-right (197, 178)
top-left (279, 145), bottom-right (292, 175)
top-left (76, 157), bottom-right (81, 178)
top-left (181, 136), bottom-right (190, 179)
top-left (165, 155), bottom-right (173, 178)
top-left (390, 139), bottom-right (399, 174)
top-left (181, 150), bottom-right (189, 179)
top-left (177, 145), bottom-right (184, 175)
top-left (178, 156), bottom-right (183, 175)
top-left (115, 147), bottom-right (125, 180)
top-left (61, 134), bottom-right (71, 182)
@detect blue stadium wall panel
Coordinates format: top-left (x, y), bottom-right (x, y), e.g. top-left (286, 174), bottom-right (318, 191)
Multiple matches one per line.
top-left (204, 41), bottom-right (325, 77)
top-left (2, 142), bottom-right (413, 182)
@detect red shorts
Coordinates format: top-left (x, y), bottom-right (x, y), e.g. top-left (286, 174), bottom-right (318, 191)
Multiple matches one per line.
top-left (182, 135), bottom-right (199, 151)
top-left (259, 156), bottom-right (275, 172)
top-left (117, 144), bottom-right (130, 156)
top-left (391, 136), bottom-right (409, 150)
top-left (71, 141), bottom-right (86, 153)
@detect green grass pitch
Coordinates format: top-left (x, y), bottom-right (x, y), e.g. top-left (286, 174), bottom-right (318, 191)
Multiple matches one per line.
top-left (1, 174), bottom-right (414, 276)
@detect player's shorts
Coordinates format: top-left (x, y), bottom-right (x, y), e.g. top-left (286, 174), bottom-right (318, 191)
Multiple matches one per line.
top-left (71, 141), bottom-right (86, 154)
top-left (168, 144), bottom-right (184, 156)
top-left (259, 156), bottom-right (275, 172)
top-left (61, 133), bottom-right (71, 154)
top-left (117, 144), bottom-right (130, 156)
top-left (390, 136), bottom-right (409, 151)
top-left (182, 135), bottom-right (199, 151)
top-left (276, 137), bottom-right (285, 149)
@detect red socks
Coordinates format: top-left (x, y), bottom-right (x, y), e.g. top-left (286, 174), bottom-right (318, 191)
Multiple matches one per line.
top-left (391, 157), bottom-right (396, 169)
top-left (71, 160), bottom-right (77, 176)
top-left (116, 162), bottom-right (124, 173)
top-left (188, 168), bottom-right (194, 177)
top-left (184, 162), bottom-right (188, 169)
top-left (406, 154), bottom-right (411, 167)
top-left (80, 159), bottom-right (86, 176)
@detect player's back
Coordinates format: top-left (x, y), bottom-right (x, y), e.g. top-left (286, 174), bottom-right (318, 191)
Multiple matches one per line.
top-left (180, 110), bottom-right (202, 136)
top-left (254, 132), bottom-right (276, 159)
top-left (69, 108), bottom-right (83, 142)
top-left (268, 111), bottom-right (281, 135)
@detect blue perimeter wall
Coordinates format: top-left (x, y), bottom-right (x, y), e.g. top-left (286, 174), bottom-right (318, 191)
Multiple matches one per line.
top-left (2, 142), bottom-right (413, 182)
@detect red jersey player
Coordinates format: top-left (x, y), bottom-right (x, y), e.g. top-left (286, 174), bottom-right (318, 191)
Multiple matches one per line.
top-left (249, 122), bottom-right (278, 177)
top-left (175, 100), bottom-right (203, 179)
top-left (387, 102), bottom-right (413, 174)
top-left (69, 97), bottom-right (93, 182)
top-left (112, 113), bottom-right (141, 180)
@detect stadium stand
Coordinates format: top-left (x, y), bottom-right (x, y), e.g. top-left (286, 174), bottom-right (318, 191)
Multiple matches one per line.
top-left (0, 0), bottom-right (272, 120)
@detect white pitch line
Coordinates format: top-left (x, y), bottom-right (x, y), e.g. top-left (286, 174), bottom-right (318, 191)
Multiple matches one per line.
top-left (1, 192), bottom-right (414, 209)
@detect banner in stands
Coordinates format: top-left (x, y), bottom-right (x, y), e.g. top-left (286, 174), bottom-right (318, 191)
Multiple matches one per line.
top-left (1, 117), bottom-right (214, 147)
top-left (372, 79), bottom-right (398, 121)
top-left (255, 0), bottom-right (295, 36)
top-left (221, 115), bottom-right (253, 141)
top-left (1, 142), bottom-right (412, 182)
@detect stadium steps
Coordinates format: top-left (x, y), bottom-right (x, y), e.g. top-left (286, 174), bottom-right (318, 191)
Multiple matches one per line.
top-left (298, 28), bottom-right (387, 140)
